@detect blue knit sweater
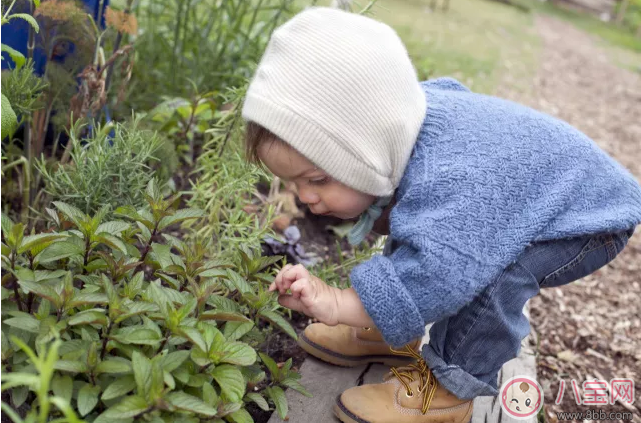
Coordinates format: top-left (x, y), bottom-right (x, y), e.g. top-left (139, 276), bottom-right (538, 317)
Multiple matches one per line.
top-left (350, 78), bottom-right (641, 348)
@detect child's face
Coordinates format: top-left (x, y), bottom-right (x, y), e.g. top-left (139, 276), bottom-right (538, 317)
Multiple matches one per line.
top-left (257, 139), bottom-right (376, 219)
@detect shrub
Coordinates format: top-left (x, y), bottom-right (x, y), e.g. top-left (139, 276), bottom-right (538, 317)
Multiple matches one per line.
top-left (35, 116), bottom-right (171, 217)
top-left (1, 179), bottom-right (308, 422)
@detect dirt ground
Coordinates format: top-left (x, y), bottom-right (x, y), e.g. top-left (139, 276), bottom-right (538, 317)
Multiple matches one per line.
top-left (497, 15), bottom-right (641, 422)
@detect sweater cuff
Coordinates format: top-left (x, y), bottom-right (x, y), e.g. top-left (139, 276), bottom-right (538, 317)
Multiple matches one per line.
top-left (349, 255), bottom-right (425, 347)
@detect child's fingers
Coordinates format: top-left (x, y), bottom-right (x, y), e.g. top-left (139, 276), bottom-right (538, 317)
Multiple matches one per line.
top-left (279, 264), bottom-right (310, 293)
top-left (271, 264), bottom-right (294, 292)
top-left (290, 278), bottom-right (312, 301)
top-left (277, 294), bottom-right (305, 313)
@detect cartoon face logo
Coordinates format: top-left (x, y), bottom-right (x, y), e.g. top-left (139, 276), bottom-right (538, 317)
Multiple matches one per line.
top-left (500, 376), bottom-right (543, 419)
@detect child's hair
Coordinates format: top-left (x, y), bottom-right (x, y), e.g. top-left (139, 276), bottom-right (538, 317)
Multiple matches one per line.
top-left (244, 121), bottom-right (279, 171)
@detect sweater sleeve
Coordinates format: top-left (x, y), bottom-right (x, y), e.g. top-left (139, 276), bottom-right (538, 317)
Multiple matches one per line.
top-left (350, 233), bottom-right (497, 347)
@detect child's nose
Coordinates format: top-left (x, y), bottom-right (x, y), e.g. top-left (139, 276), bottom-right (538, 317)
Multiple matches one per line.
top-left (297, 186), bottom-right (320, 206)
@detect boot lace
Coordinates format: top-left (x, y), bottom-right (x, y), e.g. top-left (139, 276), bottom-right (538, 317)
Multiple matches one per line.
top-left (389, 345), bottom-right (437, 414)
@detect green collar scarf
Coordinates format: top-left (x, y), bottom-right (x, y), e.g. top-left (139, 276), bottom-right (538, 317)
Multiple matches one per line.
top-left (347, 195), bottom-right (394, 246)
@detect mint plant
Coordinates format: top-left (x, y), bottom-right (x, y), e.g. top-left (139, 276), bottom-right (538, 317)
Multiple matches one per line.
top-left (1, 179), bottom-right (306, 422)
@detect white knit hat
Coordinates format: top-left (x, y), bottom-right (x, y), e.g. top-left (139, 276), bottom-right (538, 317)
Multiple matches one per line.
top-left (242, 7), bottom-right (427, 197)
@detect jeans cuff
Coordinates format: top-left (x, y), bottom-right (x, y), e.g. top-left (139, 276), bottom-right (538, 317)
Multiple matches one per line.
top-left (422, 344), bottom-right (499, 400)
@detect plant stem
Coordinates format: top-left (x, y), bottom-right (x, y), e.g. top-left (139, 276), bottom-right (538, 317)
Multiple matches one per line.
top-left (218, 104), bottom-right (240, 158)
top-left (10, 252), bottom-right (23, 311)
top-left (156, 329), bottom-right (170, 354)
top-left (82, 237), bottom-right (91, 275)
top-left (100, 321), bottom-right (113, 359)
top-left (2, 0), bottom-right (18, 20)
top-left (137, 223), bottom-right (158, 272)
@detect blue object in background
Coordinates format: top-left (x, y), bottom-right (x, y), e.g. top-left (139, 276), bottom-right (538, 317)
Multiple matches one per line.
top-left (1, 0), bottom-right (110, 74)
top-left (2, 0), bottom-right (114, 144)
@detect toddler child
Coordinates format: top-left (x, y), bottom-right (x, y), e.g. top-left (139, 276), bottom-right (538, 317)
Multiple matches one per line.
top-left (241, 7), bottom-right (641, 423)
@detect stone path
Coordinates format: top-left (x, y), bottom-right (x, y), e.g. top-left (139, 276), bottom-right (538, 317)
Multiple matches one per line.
top-left (269, 312), bottom-right (538, 423)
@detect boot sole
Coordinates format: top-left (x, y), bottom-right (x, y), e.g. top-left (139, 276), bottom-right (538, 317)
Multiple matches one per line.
top-left (334, 395), bottom-right (474, 423)
top-left (298, 333), bottom-right (416, 367)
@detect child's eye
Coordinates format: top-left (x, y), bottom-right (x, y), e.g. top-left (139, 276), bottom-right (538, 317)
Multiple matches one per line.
top-left (309, 177), bottom-right (329, 185)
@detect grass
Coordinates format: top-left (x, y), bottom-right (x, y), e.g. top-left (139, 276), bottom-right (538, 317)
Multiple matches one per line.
top-left (526, 0), bottom-right (641, 53)
top-left (298, 0), bottom-right (541, 95)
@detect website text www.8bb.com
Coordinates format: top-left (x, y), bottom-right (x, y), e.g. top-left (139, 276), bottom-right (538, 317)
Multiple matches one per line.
top-left (555, 409), bottom-right (635, 421)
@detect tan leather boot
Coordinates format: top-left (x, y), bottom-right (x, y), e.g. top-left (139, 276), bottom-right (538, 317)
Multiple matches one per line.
top-left (334, 346), bottom-right (474, 423)
top-left (298, 323), bottom-right (421, 367)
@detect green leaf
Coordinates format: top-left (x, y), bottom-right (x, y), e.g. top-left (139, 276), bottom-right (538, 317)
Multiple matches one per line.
top-left (96, 221), bottom-right (130, 236)
top-left (148, 357), bottom-right (165, 402)
top-left (241, 365), bottom-right (266, 386)
top-left (59, 340), bottom-right (91, 356)
top-left (53, 202), bottom-right (86, 228)
top-left (97, 395), bottom-right (148, 419)
top-left (17, 279), bottom-right (61, 306)
top-left (202, 382), bottom-right (219, 407)
top-left (281, 378), bottom-right (312, 397)
top-left (256, 255), bottom-right (286, 272)
top-left (1, 373), bottom-right (39, 390)
top-left (102, 375), bottom-right (136, 400)
top-left (221, 341), bottom-right (257, 366)
top-left (163, 370), bottom-right (175, 390)
top-left (95, 359), bottom-right (132, 374)
top-left (114, 302), bottom-right (158, 324)
top-left (51, 374), bottom-right (73, 403)
top-left (114, 205), bottom-right (154, 230)
top-left (158, 208), bottom-right (205, 230)
top-left (258, 310), bottom-right (297, 340)
top-left (54, 360), bottom-right (88, 373)
top-left (258, 353), bottom-right (280, 379)
top-left (9, 14), bottom-right (39, 32)
top-left (1, 44), bottom-right (25, 69)
top-left (151, 243), bottom-right (173, 269)
top-left (266, 386), bottom-right (288, 420)
top-left (177, 325), bottom-right (207, 352)
top-left (114, 327), bottom-right (160, 345)
top-left (217, 402), bottom-right (242, 417)
top-left (245, 392), bottom-right (269, 411)
top-left (49, 396), bottom-right (83, 423)
top-left (225, 269), bottom-right (253, 294)
top-left (95, 234), bottom-right (128, 254)
top-left (199, 311), bottom-right (251, 323)
top-left (78, 383), bottom-right (101, 416)
top-left (4, 316), bottom-right (40, 333)
top-left (165, 391), bottom-right (217, 416)
top-left (68, 292), bottom-right (109, 307)
top-left (1, 400), bottom-right (24, 423)
top-left (160, 350), bottom-right (190, 372)
top-left (228, 408), bottom-right (254, 423)
top-left (1, 212), bottom-right (14, 237)
top-left (132, 351), bottom-right (152, 399)
top-left (1, 242), bottom-right (10, 256)
top-left (1, 94), bottom-right (17, 140)
top-left (207, 295), bottom-right (241, 312)
top-left (68, 309), bottom-right (108, 326)
top-left (224, 321), bottom-right (254, 341)
top-left (17, 233), bottom-right (68, 254)
top-left (36, 240), bottom-right (84, 263)
top-left (211, 364), bottom-right (245, 403)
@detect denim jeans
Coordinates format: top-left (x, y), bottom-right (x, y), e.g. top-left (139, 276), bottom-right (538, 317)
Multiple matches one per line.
top-left (418, 228), bottom-right (635, 400)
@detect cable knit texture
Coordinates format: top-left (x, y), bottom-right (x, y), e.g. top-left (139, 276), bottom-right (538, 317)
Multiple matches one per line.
top-left (241, 7), bottom-right (426, 197)
top-left (350, 78), bottom-right (641, 348)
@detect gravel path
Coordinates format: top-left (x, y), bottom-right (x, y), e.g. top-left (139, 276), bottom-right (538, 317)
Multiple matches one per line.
top-left (497, 15), bottom-right (641, 422)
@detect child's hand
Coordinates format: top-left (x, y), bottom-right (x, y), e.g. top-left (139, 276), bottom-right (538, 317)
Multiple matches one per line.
top-left (269, 264), bottom-right (340, 326)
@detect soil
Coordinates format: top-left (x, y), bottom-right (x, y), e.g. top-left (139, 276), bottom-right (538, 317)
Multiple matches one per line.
top-left (497, 15), bottom-right (641, 423)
